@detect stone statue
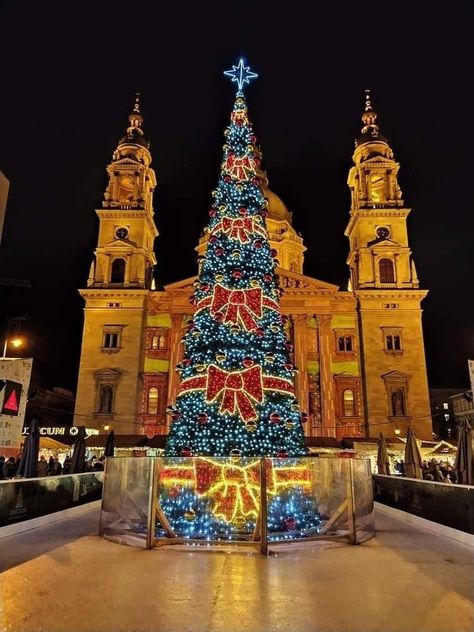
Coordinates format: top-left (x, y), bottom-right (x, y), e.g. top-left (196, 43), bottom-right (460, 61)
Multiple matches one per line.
top-left (391, 389), bottom-right (405, 416)
top-left (99, 385), bottom-right (113, 413)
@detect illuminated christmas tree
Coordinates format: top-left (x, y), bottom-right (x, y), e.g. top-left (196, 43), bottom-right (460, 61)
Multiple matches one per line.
top-left (165, 60), bottom-right (307, 458)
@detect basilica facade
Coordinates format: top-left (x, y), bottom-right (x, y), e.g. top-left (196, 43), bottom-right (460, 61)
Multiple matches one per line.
top-left (75, 93), bottom-right (432, 441)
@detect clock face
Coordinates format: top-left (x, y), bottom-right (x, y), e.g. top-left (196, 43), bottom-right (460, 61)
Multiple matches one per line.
top-left (115, 227), bottom-right (129, 240)
top-left (376, 226), bottom-right (390, 240)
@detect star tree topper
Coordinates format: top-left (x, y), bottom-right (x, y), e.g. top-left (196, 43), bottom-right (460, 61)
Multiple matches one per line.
top-left (224, 58), bottom-right (258, 91)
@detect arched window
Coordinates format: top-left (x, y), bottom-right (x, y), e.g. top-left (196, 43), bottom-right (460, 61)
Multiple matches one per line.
top-left (151, 335), bottom-right (159, 349)
top-left (147, 387), bottom-right (159, 414)
top-left (379, 259), bottom-right (395, 284)
top-left (111, 258), bottom-right (126, 283)
top-left (343, 389), bottom-right (355, 416)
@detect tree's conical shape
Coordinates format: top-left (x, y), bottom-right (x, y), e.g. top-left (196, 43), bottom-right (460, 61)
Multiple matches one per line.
top-left (165, 91), bottom-right (306, 457)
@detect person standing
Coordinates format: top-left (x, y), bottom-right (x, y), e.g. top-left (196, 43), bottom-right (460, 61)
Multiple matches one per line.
top-left (37, 456), bottom-right (48, 477)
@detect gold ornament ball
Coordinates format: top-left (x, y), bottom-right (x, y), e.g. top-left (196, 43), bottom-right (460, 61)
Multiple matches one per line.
top-left (184, 509), bottom-right (196, 522)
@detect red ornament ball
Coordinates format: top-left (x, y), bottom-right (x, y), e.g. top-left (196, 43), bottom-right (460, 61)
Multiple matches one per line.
top-left (198, 413), bottom-right (209, 425)
top-left (286, 342), bottom-right (294, 352)
top-left (224, 175), bottom-right (232, 183)
top-left (261, 209), bottom-right (269, 218)
top-left (171, 412), bottom-right (181, 421)
top-left (251, 177), bottom-right (259, 185)
top-left (254, 240), bottom-right (263, 249)
top-left (284, 363), bottom-right (293, 371)
top-left (285, 516), bottom-right (297, 531)
top-left (215, 246), bottom-right (224, 256)
top-left (209, 208), bottom-right (217, 217)
top-left (201, 283), bottom-right (210, 292)
top-left (181, 448), bottom-right (192, 457)
top-left (239, 207), bottom-right (248, 216)
top-left (301, 412), bottom-right (309, 423)
top-left (277, 449), bottom-right (289, 458)
top-left (214, 312), bottom-right (224, 323)
top-left (270, 412), bottom-right (281, 423)
top-left (182, 358), bottom-right (192, 367)
top-left (270, 249), bottom-right (278, 258)
top-left (209, 235), bottom-right (218, 244)
top-left (255, 327), bottom-right (265, 337)
top-left (242, 357), bottom-right (254, 368)
top-left (263, 273), bottom-right (273, 283)
top-left (232, 269), bottom-right (243, 279)
top-left (250, 134), bottom-right (257, 143)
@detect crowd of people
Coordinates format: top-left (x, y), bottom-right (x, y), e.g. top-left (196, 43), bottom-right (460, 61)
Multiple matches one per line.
top-left (0, 454), bottom-right (105, 479)
top-left (394, 458), bottom-right (458, 482)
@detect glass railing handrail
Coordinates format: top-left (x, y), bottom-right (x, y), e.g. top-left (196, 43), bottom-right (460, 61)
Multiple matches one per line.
top-left (0, 471), bottom-right (104, 484)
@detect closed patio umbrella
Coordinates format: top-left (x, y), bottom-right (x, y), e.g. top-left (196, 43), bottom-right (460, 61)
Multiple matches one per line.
top-left (70, 426), bottom-right (87, 474)
top-left (404, 425), bottom-right (423, 479)
top-left (377, 432), bottom-right (390, 475)
top-left (454, 419), bottom-right (474, 485)
top-left (17, 419), bottom-right (40, 478)
top-left (104, 430), bottom-right (115, 457)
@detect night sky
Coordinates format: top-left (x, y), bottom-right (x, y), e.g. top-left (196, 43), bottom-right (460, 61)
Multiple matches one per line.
top-left (0, 2), bottom-right (472, 392)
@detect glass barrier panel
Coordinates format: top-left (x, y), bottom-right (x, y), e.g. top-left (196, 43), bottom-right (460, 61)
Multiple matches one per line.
top-left (100, 457), bottom-right (153, 548)
top-left (264, 457), bottom-right (352, 542)
top-left (351, 459), bottom-right (375, 542)
top-left (0, 473), bottom-right (104, 527)
top-left (156, 457), bottom-right (261, 542)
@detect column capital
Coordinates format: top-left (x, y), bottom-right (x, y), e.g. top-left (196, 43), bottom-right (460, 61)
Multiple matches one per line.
top-left (291, 314), bottom-right (308, 327)
top-left (316, 314), bottom-right (332, 328)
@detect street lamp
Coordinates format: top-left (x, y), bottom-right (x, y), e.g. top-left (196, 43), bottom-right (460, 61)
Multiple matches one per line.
top-left (1, 316), bottom-right (27, 359)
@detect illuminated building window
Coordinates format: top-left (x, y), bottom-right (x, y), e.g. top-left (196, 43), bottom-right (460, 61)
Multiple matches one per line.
top-left (379, 258), bottom-right (395, 283)
top-left (103, 332), bottom-right (118, 349)
top-left (151, 334), bottom-right (166, 350)
top-left (338, 336), bottom-right (353, 352)
top-left (342, 389), bottom-right (355, 416)
top-left (147, 387), bottom-right (159, 414)
top-left (443, 402), bottom-right (449, 410)
top-left (382, 328), bottom-right (403, 354)
top-left (111, 258), bottom-right (126, 284)
top-left (101, 326), bottom-right (124, 353)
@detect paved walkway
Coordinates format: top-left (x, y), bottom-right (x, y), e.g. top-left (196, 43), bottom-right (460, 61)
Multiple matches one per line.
top-left (0, 507), bottom-right (473, 632)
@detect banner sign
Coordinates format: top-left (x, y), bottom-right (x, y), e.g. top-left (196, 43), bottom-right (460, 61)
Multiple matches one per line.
top-left (0, 358), bottom-right (33, 454)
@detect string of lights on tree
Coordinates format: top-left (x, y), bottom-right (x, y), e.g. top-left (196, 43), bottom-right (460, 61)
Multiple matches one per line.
top-left (165, 59), bottom-right (308, 459)
top-left (157, 60), bottom-right (321, 539)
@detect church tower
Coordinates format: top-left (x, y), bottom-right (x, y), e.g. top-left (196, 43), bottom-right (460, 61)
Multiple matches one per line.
top-left (75, 96), bottom-right (158, 433)
top-left (345, 91), bottom-right (432, 439)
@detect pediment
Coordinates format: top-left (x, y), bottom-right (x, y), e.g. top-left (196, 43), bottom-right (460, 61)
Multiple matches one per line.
top-left (276, 268), bottom-right (339, 292)
top-left (164, 270), bottom-right (339, 294)
top-left (381, 370), bottom-right (410, 380)
top-left (367, 237), bottom-right (400, 248)
top-left (94, 368), bottom-right (122, 379)
top-left (108, 157), bottom-right (142, 168)
top-left (103, 238), bottom-right (135, 248)
top-left (164, 275), bottom-right (198, 292)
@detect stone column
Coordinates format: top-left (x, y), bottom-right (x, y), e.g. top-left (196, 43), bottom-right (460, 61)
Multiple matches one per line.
top-left (166, 314), bottom-right (184, 429)
top-left (292, 315), bottom-right (309, 424)
top-left (317, 314), bottom-right (336, 437)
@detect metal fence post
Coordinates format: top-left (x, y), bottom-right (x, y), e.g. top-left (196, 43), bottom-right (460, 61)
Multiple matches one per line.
top-left (146, 458), bottom-right (157, 550)
top-left (259, 458), bottom-right (268, 556)
top-left (347, 459), bottom-right (358, 545)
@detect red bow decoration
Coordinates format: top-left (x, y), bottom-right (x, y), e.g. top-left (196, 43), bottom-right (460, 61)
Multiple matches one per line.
top-left (223, 154), bottom-right (256, 181)
top-left (211, 216), bottom-right (266, 244)
top-left (211, 284), bottom-right (262, 331)
top-left (206, 365), bottom-right (263, 421)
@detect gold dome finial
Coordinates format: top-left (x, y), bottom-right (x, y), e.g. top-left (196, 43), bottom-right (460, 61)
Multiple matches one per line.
top-left (133, 92), bottom-right (141, 115)
top-left (361, 88), bottom-right (378, 129)
top-left (126, 92), bottom-right (144, 138)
